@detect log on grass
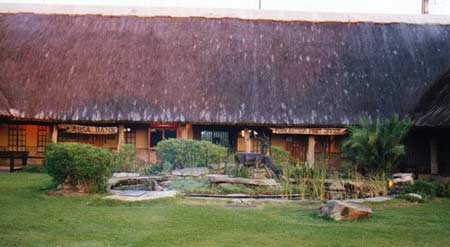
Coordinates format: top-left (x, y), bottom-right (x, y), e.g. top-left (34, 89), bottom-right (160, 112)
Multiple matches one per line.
top-left (108, 175), bottom-right (169, 188)
top-left (207, 175), bottom-right (279, 187)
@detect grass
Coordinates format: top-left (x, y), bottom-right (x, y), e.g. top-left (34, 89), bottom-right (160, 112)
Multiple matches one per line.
top-left (0, 173), bottom-right (450, 247)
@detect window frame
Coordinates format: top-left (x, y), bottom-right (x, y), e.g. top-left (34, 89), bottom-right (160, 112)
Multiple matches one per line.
top-left (8, 124), bottom-right (26, 152)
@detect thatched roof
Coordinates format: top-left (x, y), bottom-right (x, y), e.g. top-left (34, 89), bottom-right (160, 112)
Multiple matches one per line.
top-left (414, 70), bottom-right (450, 127)
top-left (1, 13), bottom-right (450, 126)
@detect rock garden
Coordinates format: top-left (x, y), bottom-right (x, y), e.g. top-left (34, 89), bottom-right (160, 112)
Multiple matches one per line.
top-left (42, 117), bottom-right (450, 221)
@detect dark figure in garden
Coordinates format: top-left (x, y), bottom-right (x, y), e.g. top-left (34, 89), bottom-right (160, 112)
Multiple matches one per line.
top-left (235, 134), bottom-right (281, 179)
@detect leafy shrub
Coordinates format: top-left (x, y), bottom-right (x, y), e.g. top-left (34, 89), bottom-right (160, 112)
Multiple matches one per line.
top-left (342, 116), bottom-right (411, 174)
top-left (404, 180), bottom-right (450, 199)
top-left (44, 142), bottom-right (113, 193)
top-left (270, 146), bottom-right (293, 169)
top-left (406, 180), bottom-right (436, 198)
top-left (340, 161), bottom-right (355, 179)
top-left (112, 144), bottom-right (137, 173)
top-left (435, 181), bottom-right (450, 198)
top-left (156, 139), bottom-right (229, 169)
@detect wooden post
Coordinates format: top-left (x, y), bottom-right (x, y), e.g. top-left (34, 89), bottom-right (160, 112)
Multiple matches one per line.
top-left (306, 136), bottom-right (316, 167)
top-left (180, 123), bottom-right (192, 139)
top-left (117, 125), bottom-right (125, 150)
top-left (430, 137), bottom-right (438, 175)
top-left (244, 128), bottom-right (251, 152)
top-left (51, 125), bottom-right (58, 143)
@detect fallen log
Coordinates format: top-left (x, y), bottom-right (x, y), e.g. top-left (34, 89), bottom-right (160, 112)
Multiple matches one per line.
top-left (108, 175), bottom-right (169, 189)
top-left (207, 175), bottom-right (279, 187)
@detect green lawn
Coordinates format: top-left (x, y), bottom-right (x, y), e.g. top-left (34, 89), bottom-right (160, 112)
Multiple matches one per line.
top-left (0, 173), bottom-right (450, 247)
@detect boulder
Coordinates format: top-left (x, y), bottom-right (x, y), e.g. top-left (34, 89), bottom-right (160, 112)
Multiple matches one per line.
top-left (172, 167), bottom-right (209, 177)
top-left (208, 163), bottom-right (226, 174)
top-left (406, 193), bottom-right (422, 200)
top-left (319, 201), bottom-right (372, 221)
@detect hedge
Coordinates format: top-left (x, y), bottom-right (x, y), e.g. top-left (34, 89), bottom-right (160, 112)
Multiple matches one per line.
top-left (156, 139), bottom-right (228, 169)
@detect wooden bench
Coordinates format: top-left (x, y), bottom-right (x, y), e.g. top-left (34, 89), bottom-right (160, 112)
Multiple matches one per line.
top-left (0, 151), bottom-right (29, 172)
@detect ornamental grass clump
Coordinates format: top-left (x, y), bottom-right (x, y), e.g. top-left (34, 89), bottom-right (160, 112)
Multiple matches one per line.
top-left (44, 142), bottom-right (113, 193)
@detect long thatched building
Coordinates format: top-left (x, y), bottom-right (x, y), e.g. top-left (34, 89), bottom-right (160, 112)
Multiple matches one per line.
top-left (0, 4), bottom-right (449, 176)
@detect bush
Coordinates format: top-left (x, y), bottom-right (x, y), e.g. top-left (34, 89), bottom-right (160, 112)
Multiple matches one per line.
top-left (112, 144), bottom-right (137, 173)
top-left (342, 116), bottom-right (411, 174)
top-left (270, 146), bottom-right (293, 169)
top-left (156, 139), bottom-right (229, 169)
top-left (435, 181), bottom-right (450, 198)
top-left (44, 142), bottom-right (113, 193)
top-left (406, 180), bottom-right (436, 198)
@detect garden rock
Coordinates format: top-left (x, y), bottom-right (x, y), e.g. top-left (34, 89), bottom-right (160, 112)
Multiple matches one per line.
top-left (406, 193), bottom-right (423, 202)
top-left (208, 163), bottom-right (226, 174)
top-left (172, 167), bottom-right (209, 177)
top-left (319, 201), bottom-right (372, 221)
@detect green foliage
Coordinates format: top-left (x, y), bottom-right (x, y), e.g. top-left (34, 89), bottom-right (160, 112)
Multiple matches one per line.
top-left (342, 116), bottom-right (411, 174)
top-left (112, 144), bottom-right (137, 173)
top-left (435, 181), bottom-right (450, 198)
top-left (405, 179), bottom-right (450, 198)
top-left (168, 178), bottom-right (212, 193)
top-left (145, 161), bottom-right (177, 175)
top-left (230, 166), bottom-right (250, 178)
top-left (270, 146), bottom-right (293, 169)
top-left (156, 139), bottom-right (229, 169)
top-left (340, 161), bottom-right (356, 179)
top-left (406, 180), bottom-right (437, 198)
top-left (44, 142), bottom-right (112, 193)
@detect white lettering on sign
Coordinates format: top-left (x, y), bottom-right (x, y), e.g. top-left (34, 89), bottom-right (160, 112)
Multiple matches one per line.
top-left (271, 128), bottom-right (347, 135)
top-left (58, 124), bottom-right (118, 135)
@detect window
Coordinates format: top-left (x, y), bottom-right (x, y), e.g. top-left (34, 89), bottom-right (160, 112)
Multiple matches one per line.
top-left (124, 128), bottom-right (136, 145)
top-left (201, 130), bottom-right (230, 147)
top-left (150, 128), bottom-right (176, 147)
top-left (8, 125), bottom-right (26, 151)
top-left (37, 126), bottom-right (50, 153)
